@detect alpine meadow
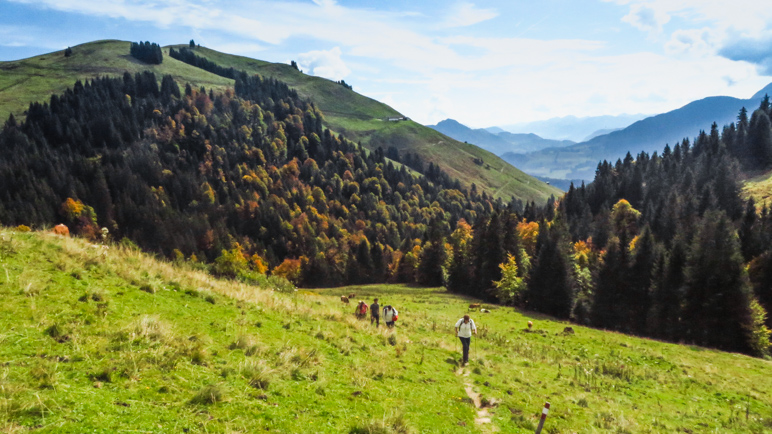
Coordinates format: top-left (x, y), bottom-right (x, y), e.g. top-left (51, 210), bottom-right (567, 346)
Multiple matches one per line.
top-left (2, 1), bottom-right (772, 432)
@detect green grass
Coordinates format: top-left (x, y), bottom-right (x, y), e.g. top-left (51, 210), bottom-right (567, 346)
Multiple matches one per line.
top-left (742, 168), bottom-right (772, 209)
top-left (1, 228), bottom-right (772, 433)
top-left (0, 39), bottom-right (559, 204)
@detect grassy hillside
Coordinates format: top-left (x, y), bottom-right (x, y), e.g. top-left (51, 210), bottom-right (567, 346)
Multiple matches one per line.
top-left (0, 40), bottom-right (560, 204)
top-left (742, 169), bottom-right (772, 208)
top-left (0, 40), bottom-right (233, 122)
top-left (2, 229), bottom-right (772, 433)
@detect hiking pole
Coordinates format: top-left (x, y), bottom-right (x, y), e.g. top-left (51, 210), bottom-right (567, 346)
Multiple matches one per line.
top-left (534, 402), bottom-right (550, 434)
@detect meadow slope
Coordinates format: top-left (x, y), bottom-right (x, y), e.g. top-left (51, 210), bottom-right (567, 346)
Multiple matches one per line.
top-left (1, 229), bottom-right (771, 433)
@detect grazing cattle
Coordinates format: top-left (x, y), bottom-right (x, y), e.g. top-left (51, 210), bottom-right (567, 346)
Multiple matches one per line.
top-left (469, 303), bottom-right (481, 309)
top-left (52, 224), bottom-right (69, 236)
top-left (563, 326), bottom-right (575, 335)
top-left (527, 321), bottom-right (533, 329)
top-left (340, 295), bottom-right (349, 304)
top-left (348, 293), bottom-right (356, 299)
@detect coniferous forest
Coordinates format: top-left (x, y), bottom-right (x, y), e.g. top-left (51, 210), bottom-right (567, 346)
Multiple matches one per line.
top-left (0, 60), bottom-right (771, 356)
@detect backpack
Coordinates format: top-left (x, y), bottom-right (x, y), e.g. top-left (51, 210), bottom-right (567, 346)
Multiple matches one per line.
top-left (384, 306), bottom-right (398, 321)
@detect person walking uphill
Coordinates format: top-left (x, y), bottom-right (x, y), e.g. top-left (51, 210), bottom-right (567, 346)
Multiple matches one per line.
top-left (370, 298), bottom-right (380, 327)
top-left (383, 305), bottom-right (398, 328)
top-left (455, 314), bottom-right (477, 366)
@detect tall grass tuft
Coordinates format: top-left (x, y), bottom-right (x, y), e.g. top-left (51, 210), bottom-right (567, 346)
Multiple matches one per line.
top-left (190, 384), bottom-right (223, 405)
top-left (348, 412), bottom-right (414, 434)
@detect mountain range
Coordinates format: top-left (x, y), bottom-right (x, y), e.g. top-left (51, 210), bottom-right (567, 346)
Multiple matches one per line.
top-left (494, 113), bottom-right (648, 142)
top-left (427, 119), bottom-right (575, 155)
top-left (503, 83), bottom-right (772, 181)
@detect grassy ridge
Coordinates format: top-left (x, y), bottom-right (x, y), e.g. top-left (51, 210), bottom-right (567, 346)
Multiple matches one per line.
top-left (1, 229), bottom-right (771, 433)
top-left (0, 39), bottom-right (560, 203)
top-left (0, 40), bottom-right (233, 122)
top-left (743, 169), bottom-right (772, 208)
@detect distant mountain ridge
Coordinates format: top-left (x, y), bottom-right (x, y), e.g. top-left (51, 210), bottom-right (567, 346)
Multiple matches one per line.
top-left (505, 83), bottom-right (772, 181)
top-left (427, 118), bottom-right (574, 155)
top-left (495, 113), bottom-right (648, 142)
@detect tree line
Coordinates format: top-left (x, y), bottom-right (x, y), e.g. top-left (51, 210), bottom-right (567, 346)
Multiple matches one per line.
top-left (446, 100), bottom-right (772, 356)
top-left (130, 41), bottom-right (163, 65)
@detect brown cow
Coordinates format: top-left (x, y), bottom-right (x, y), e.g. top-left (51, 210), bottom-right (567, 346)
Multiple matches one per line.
top-left (340, 295), bottom-right (349, 304)
top-left (469, 303), bottom-right (481, 310)
top-left (348, 293), bottom-right (356, 299)
top-left (52, 224), bottom-right (69, 236)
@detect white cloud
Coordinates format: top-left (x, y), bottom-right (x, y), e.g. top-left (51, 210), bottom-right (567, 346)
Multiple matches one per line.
top-left (441, 2), bottom-right (498, 28)
top-left (297, 47), bottom-right (350, 80)
top-left (8, 0), bottom-right (772, 127)
top-left (621, 4), bottom-right (670, 33)
top-left (665, 28), bottom-right (715, 56)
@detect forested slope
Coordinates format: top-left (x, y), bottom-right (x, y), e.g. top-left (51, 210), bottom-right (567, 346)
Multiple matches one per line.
top-left (0, 40), bottom-right (560, 204)
top-left (0, 70), bottom-right (519, 289)
top-left (443, 101), bottom-right (772, 358)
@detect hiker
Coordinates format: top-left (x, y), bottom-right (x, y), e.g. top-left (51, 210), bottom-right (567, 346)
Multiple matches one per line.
top-left (383, 305), bottom-right (398, 328)
top-left (454, 314), bottom-right (477, 366)
top-left (355, 300), bottom-right (368, 320)
top-left (370, 298), bottom-right (380, 327)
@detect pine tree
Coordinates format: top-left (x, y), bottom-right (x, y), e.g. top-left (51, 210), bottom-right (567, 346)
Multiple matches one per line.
top-left (682, 211), bottom-right (756, 354)
top-left (748, 109), bottom-right (772, 169)
top-left (591, 236), bottom-right (628, 330)
top-left (648, 240), bottom-right (686, 340)
top-left (628, 227), bottom-right (656, 334)
top-left (525, 224), bottom-right (574, 318)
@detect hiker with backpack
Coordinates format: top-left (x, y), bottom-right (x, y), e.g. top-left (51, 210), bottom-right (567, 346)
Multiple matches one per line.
top-left (370, 298), bottom-right (380, 327)
top-left (455, 314), bottom-right (477, 366)
top-left (383, 305), bottom-right (398, 328)
top-left (355, 300), bottom-right (368, 320)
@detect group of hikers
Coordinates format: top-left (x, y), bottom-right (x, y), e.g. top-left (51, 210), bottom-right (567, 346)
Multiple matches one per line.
top-left (353, 297), bottom-right (479, 366)
top-left (354, 298), bottom-right (398, 328)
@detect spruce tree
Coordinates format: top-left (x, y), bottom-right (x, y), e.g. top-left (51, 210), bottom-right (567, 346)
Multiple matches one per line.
top-left (648, 239), bottom-right (686, 340)
top-left (525, 224), bottom-right (574, 318)
top-left (591, 236), bottom-right (628, 330)
top-left (682, 211), bottom-right (756, 354)
top-left (628, 227), bottom-right (656, 335)
top-left (748, 109), bottom-right (772, 169)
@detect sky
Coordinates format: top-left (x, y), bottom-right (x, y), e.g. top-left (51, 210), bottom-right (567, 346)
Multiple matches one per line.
top-left (2, 0), bottom-right (772, 127)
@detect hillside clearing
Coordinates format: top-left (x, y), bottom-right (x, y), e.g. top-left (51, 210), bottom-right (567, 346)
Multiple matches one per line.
top-left (0, 229), bottom-right (771, 433)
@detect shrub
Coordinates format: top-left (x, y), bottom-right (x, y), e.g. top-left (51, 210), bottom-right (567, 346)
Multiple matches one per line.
top-left (213, 244), bottom-right (248, 278)
top-left (272, 258), bottom-right (302, 284)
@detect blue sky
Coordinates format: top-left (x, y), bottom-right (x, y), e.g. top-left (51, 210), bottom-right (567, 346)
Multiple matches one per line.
top-left (2, 0), bottom-right (772, 127)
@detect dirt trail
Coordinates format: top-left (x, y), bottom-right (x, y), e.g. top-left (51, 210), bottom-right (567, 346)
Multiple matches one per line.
top-left (456, 366), bottom-right (497, 431)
